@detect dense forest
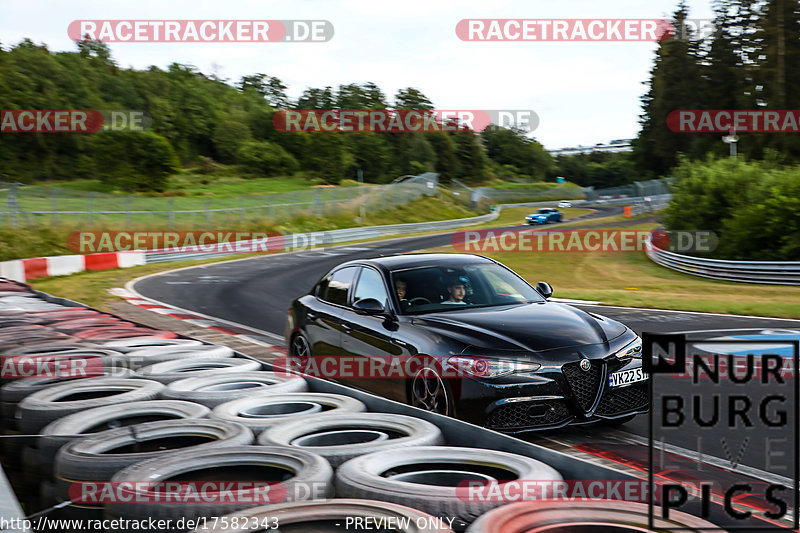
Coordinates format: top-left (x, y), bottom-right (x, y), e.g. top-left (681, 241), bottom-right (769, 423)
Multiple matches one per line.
top-left (0, 39), bottom-right (555, 190)
top-left (635, 0), bottom-right (800, 176)
top-left (3, 0), bottom-right (798, 192)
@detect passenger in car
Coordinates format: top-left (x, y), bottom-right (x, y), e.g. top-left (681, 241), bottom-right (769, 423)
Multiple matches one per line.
top-left (395, 278), bottom-right (410, 310)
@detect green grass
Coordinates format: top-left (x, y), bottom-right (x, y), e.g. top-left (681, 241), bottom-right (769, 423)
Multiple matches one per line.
top-left (481, 180), bottom-right (582, 190)
top-left (427, 221), bottom-right (800, 319)
top-left (0, 193), bottom-right (479, 262)
top-left (33, 169), bottom-right (328, 197)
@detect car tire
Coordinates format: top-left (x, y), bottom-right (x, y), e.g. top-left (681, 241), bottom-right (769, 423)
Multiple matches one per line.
top-left (187, 499), bottom-right (455, 533)
top-left (258, 413), bottom-right (444, 467)
top-left (289, 332), bottom-right (312, 358)
top-left (101, 338), bottom-right (204, 353)
top-left (54, 419), bottom-right (253, 518)
top-left (16, 378), bottom-right (165, 434)
top-left (408, 362), bottom-right (455, 417)
top-left (335, 446), bottom-right (562, 530)
top-left (161, 372), bottom-right (307, 408)
top-left (106, 446), bottom-right (334, 524)
top-left (137, 357), bottom-right (262, 383)
top-left (37, 399), bottom-right (210, 479)
top-left (111, 345), bottom-right (235, 369)
top-left (464, 500), bottom-right (721, 532)
top-left (0, 368), bottom-right (134, 432)
top-left (211, 392), bottom-right (367, 432)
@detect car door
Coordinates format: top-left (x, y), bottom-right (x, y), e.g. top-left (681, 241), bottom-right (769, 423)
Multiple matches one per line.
top-left (303, 266), bottom-right (358, 359)
top-left (339, 266), bottom-right (404, 398)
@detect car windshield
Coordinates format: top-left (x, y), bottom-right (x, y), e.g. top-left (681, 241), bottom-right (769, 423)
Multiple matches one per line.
top-left (390, 263), bottom-right (544, 314)
top-left (537, 209), bottom-right (550, 213)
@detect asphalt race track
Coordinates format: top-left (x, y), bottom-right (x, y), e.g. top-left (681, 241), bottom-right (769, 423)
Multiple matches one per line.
top-left (134, 207), bottom-right (800, 488)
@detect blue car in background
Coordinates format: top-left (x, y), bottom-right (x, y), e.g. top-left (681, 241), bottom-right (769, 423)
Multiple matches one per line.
top-left (526, 208), bottom-right (563, 225)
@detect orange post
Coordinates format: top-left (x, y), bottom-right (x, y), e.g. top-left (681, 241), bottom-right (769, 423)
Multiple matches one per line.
top-left (624, 205), bottom-right (632, 218)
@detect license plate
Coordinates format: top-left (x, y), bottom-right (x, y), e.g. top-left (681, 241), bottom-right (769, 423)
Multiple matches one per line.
top-left (608, 368), bottom-right (648, 388)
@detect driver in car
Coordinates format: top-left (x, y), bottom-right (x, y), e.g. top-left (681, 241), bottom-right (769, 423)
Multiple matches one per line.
top-left (443, 280), bottom-right (467, 305)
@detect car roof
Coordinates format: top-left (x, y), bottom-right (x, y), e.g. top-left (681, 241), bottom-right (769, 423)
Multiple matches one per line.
top-left (333, 253), bottom-right (495, 272)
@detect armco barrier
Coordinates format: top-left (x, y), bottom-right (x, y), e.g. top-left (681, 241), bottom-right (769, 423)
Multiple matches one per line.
top-left (646, 241), bottom-right (800, 285)
top-left (145, 196), bottom-right (671, 264)
top-left (0, 251), bottom-right (145, 283)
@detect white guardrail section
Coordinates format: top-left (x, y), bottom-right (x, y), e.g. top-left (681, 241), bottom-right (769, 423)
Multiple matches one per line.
top-left (646, 242), bottom-right (800, 286)
top-left (145, 195), bottom-right (672, 264)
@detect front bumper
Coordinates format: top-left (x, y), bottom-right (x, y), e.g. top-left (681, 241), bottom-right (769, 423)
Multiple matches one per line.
top-left (455, 355), bottom-right (648, 432)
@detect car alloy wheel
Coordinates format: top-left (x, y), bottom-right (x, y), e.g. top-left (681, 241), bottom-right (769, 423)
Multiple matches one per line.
top-left (410, 366), bottom-right (451, 416)
top-left (291, 334), bottom-right (311, 358)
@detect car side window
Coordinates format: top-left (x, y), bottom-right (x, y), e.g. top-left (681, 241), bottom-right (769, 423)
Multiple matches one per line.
top-left (352, 267), bottom-right (389, 308)
top-left (321, 266), bottom-right (357, 306)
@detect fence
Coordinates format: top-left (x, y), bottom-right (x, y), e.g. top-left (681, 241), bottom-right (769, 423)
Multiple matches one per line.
top-left (646, 241), bottom-right (800, 285)
top-left (468, 178), bottom-right (675, 207)
top-left (585, 178), bottom-right (675, 200)
top-left (470, 185), bottom-right (587, 206)
top-left (0, 174), bottom-right (439, 229)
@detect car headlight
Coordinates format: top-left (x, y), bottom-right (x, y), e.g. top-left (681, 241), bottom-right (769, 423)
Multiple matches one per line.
top-left (615, 336), bottom-right (642, 359)
top-left (447, 356), bottom-right (541, 378)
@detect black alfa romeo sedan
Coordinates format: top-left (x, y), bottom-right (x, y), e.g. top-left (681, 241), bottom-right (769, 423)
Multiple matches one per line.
top-left (284, 253), bottom-right (647, 432)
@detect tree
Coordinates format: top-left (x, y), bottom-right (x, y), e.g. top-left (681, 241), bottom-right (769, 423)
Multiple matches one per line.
top-left (239, 74), bottom-right (290, 108)
top-left (212, 120), bottom-right (252, 163)
top-left (91, 132), bottom-right (178, 192)
top-left (452, 131), bottom-right (486, 183)
top-left (480, 126), bottom-right (553, 179)
top-left (426, 132), bottom-right (460, 182)
top-left (394, 87), bottom-right (434, 110)
top-left (343, 132), bottom-right (393, 181)
top-left (237, 140), bottom-right (299, 176)
top-left (633, 2), bottom-right (703, 175)
top-left (297, 87), bottom-right (335, 110)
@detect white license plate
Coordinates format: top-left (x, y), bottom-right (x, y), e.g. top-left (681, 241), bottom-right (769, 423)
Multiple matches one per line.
top-left (608, 368), bottom-right (648, 388)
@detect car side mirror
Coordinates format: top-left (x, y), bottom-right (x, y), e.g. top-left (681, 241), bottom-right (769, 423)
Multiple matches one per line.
top-left (536, 281), bottom-right (553, 299)
top-left (353, 298), bottom-right (386, 315)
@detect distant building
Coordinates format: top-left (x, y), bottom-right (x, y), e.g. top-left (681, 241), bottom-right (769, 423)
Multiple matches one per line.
top-left (547, 139), bottom-right (633, 156)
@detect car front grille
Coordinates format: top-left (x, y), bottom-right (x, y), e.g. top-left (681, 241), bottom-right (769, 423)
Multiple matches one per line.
top-left (596, 382), bottom-right (649, 416)
top-left (486, 400), bottom-right (572, 430)
top-left (562, 360), bottom-right (603, 412)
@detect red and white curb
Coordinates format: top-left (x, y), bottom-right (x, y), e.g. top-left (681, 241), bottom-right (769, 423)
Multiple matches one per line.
top-left (0, 251), bottom-right (145, 282)
top-left (109, 287), bottom-right (286, 352)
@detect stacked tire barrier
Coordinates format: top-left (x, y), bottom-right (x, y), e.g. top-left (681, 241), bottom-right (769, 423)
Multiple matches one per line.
top-left (0, 277), bottom-right (724, 532)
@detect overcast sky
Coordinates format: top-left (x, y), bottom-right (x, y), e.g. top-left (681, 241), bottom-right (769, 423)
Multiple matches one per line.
top-left (1, 0), bottom-right (715, 149)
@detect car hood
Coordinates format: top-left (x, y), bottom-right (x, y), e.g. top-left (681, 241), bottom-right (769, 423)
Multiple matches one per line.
top-left (412, 302), bottom-right (627, 353)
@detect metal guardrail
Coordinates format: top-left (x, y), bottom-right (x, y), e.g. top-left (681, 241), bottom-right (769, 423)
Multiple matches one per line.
top-left (145, 196), bottom-right (669, 264)
top-left (646, 242), bottom-right (800, 285)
